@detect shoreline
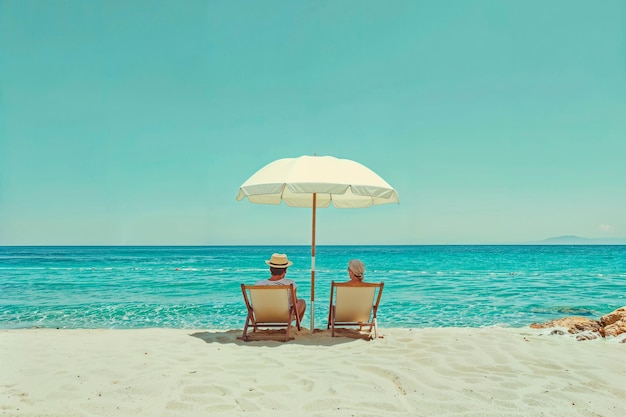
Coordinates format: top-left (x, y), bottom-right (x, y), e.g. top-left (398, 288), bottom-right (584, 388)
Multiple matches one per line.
top-left (2, 327), bottom-right (625, 416)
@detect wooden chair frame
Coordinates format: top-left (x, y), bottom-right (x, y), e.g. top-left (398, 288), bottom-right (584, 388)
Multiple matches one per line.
top-left (327, 281), bottom-right (384, 338)
top-left (241, 284), bottom-right (301, 342)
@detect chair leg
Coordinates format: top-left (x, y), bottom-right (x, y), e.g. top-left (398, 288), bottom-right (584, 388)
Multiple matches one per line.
top-left (284, 310), bottom-right (293, 342)
top-left (242, 312), bottom-right (252, 341)
top-left (294, 306), bottom-right (301, 331)
top-left (327, 306), bottom-right (332, 329)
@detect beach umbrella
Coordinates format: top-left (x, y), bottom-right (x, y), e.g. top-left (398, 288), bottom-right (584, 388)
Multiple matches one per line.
top-left (236, 155), bottom-right (399, 331)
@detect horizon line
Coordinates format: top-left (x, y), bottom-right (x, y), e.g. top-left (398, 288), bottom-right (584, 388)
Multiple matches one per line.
top-left (4, 235), bottom-right (626, 248)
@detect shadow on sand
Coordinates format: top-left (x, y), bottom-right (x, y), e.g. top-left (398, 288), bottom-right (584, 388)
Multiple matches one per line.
top-left (189, 327), bottom-right (375, 347)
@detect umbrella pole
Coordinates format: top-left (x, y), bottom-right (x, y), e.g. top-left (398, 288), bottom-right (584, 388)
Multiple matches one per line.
top-left (310, 193), bottom-right (316, 332)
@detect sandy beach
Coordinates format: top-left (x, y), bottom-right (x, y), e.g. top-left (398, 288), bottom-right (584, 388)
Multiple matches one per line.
top-left (1, 327), bottom-right (625, 417)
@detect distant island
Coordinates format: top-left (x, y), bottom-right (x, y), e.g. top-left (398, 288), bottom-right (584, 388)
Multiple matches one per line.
top-left (528, 235), bottom-right (626, 245)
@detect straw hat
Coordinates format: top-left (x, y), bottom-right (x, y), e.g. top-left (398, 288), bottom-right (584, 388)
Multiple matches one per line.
top-left (265, 253), bottom-right (293, 268)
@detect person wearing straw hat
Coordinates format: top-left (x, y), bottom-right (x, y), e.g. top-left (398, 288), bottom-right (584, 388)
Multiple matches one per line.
top-left (256, 253), bottom-right (306, 321)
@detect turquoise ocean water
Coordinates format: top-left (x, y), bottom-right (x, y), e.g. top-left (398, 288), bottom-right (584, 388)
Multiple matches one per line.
top-left (1, 245), bottom-right (625, 330)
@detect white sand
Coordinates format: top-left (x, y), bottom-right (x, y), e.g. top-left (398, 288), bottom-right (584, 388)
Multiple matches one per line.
top-left (1, 327), bottom-right (625, 417)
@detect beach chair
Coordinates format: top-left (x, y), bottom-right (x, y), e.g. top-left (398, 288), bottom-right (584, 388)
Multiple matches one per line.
top-left (240, 284), bottom-right (302, 342)
top-left (327, 281), bottom-right (384, 339)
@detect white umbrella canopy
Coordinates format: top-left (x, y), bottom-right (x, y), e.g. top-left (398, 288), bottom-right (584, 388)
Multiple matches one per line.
top-left (236, 155), bottom-right (399, 207)
top-left (236, 155), bottom-right (399, 330)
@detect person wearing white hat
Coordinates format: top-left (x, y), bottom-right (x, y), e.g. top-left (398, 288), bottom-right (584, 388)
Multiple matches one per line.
top-left (255, 253), bottom-right (306, 320)
top-left (344, 259), bottom-right (366, 285)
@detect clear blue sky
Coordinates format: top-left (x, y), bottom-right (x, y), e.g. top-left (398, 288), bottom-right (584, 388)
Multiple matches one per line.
top-left (1, 0), bottom-right (625, 245)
